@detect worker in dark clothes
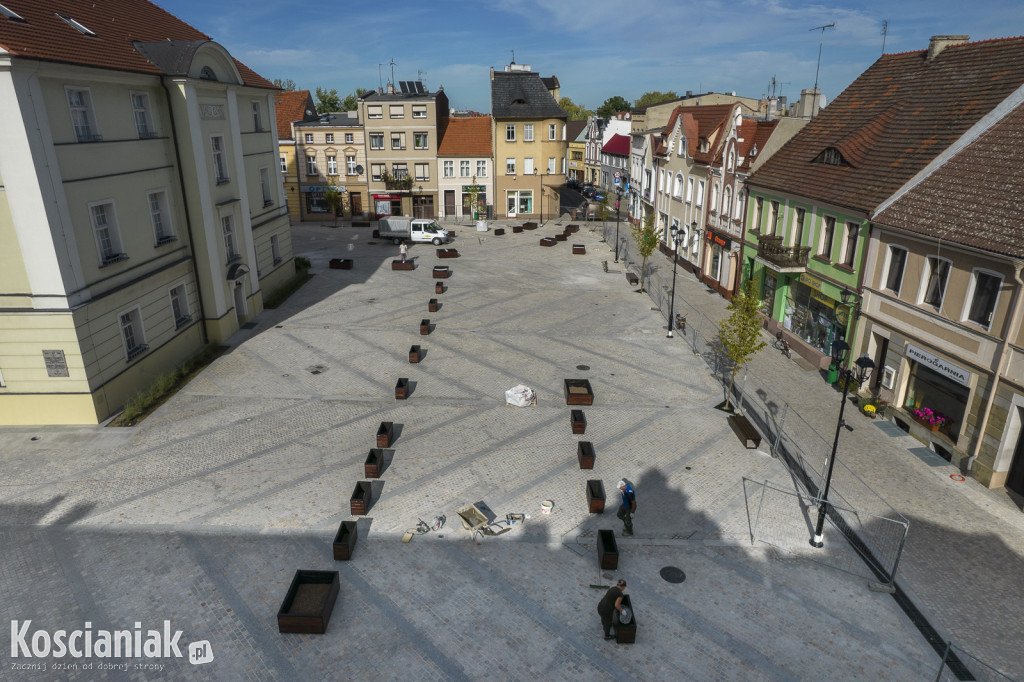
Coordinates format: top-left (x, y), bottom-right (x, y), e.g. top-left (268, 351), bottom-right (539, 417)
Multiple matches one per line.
top-left (597, 579), bottom-right (627, 640)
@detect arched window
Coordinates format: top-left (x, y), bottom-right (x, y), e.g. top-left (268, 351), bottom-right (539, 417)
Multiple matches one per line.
top-left (727, 149), bottom-right (736, 172)
top-left (200, 66), bottom-right (217, 81)
top-left (710, 182), bottom-right (720, 212)
top-left (723, 186), bottom-right (732, 218)
top-left (673, 174), bottom-right (684, 198)
top-left (735, 189), bottom-right (745, 219)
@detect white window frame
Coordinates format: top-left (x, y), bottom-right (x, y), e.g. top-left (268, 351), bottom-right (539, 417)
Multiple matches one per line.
top-left (391, 132), bottom-right (406, 150)
top-left (412, 105), bottom-right (427, 119)
top-left (767, 200), bottom-right (779, 235)
top-left (211, 135), bottom-right (229, 183)
top-left (279, 155), bottom-right (287, 173)
top-left (89, 200), bottom-right (125, 266)
top-left (66, 86), bottom-right (99, 142)
top-left (369, 133), bottom-right (384, 150)
top-left (506, 157), bottom-right (516, 175)
top-left (251, 100), bottom-right (263, 132)
top-left (882, 245), bottom-right (908, 295)
top-left (414, 132), bottom-right (428, 150)
top-left (304, 133), bottom-right (313, 143)
top-left (367, 105), bottom-right (382, 119)
top-left (147, 190), bottom-right (175, 245)
top-left (840, 221), bottom-right (859, 267)
top-left (790, 207), bottom-right (805, 246)
top-left (443, 160), bottom-right (454, 178)
top-left (523, 158), bottom-right (534, 175)
top-left (415, 163), bottom-right (429, 181)
top-left (696, 180), bottom-right (705, 207)
top-left (131, 91), bottom-right (155, 138)
top-left (918, 255), bottom-right (952, 310)
top-left (548, 157), bottom-right (556, 174)
top-left (118, 306), bottom-right (147, 361)
top-left (306, 155), bottom-right (318, 176)
top-left (0, 367), bottom-right (5, 388)
top-left (259, 167), bottom-right (273, 206)
top-left (506, 124), bottom-right (516, 142)
top-left (818, 215), bottom-right (836, 259)
top-left (371, 163), bottom-right (384, 181)
top-left (686, 178), bottom-right (694, 203)
top-left (548, 123), bottom-right (556, 140)
top-left (460, 160), bottom-right (471, 177)
top-left (673, 174), bottom-right (683, 199)
top-left (271, 234), bottom-right (282, 264)
top-left (169, 283), bottom-right (191, 329)
top-left (222, 214), bottom-right (239, 262)
top-left (477, 160), bottom-right (487, 177)
top-left (962, 268), bottom-right (1003, 330)
top-left (325, 133), bottom-right (334, 143)
top-left (346, 155), bottom-right (357, 175)
top-left (389, 104), bottom-right (404, 118)
top-left (524, 124), bottom-right (534, 142)
top-left (326, 155), bottom-right (338, 176)
top-left (391, 162), bottom-right (408, 179)
top-left (345, 133), bottom-right (354, 143)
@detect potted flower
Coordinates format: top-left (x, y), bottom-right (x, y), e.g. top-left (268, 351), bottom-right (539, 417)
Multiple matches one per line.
top-left (911, 406), bottom-right (947, 432)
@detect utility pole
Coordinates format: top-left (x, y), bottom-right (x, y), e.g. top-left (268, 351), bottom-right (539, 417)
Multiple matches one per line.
top-left (881, 20), bottom-right (889, 54)
top-left (809, 22), bottom-right (835, 120)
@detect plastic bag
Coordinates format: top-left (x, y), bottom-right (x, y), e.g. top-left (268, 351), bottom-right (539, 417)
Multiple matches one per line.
top-left (504, 384), bottom-right (536, 407)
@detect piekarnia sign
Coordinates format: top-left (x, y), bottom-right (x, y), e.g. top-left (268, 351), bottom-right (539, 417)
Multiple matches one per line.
top-left (9, 620), bottom-right (213, 664)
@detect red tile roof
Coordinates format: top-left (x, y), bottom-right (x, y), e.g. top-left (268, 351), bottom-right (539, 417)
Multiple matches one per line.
top-left (0, 0), bottom-right (274, 88)
top-left (437, 116), bottom-right (492, 156)
top-left (274, 90), bottom-right (315, 140)
top-left (737, 119), bottom-right (779, 170)
top-left (602, 133), bottom-right (631, 156)
top-left (873, 101), bottom-right (1024, 258)
top-left (749, 36), bottom-right (1024, 211)
top-left (657, 104), bottom-right (737, 160)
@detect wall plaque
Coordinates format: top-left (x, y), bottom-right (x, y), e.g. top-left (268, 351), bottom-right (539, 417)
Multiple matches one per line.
top-left (42, 349), bottom-right (69, 378)
top-left (199, 104), bottom-right (225, 120)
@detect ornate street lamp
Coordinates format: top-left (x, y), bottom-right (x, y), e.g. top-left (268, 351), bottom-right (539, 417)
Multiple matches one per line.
top-left (667, 221), bottom-right (697, 338)
top-left (614, 186), bottom-right (624, 263)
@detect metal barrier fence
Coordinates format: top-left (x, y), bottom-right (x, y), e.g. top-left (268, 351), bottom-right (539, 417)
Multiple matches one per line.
top-left (935, 641), bottom-right (1016, 682)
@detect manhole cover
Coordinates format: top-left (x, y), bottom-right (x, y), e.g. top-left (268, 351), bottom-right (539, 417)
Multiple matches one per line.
top-left (660, 566), bottom-right (686, 583)
top-left (576, 364), bottom-right (590, 371)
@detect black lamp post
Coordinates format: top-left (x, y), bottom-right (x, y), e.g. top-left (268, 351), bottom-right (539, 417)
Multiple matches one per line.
top-left (614, 187), bottom-right (624, 263)
top-left (810, 334), bottom-right (874, 548)
top-left (667, 220), bottom-right (697, 338)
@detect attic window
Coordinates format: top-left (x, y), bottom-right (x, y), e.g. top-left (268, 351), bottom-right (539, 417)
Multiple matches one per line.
top-left (55, 13), bottom-right (96, 36)
top-left (699, 139), bottom-right (708, 153)
top-left (0, 4), bottom-right (26, 21)
top-left (200, 66), bottom-right (217, 81)
top-left (815, 147), bottom-right (849, 167)
top-left (512, 98), bottom-right (527, 105)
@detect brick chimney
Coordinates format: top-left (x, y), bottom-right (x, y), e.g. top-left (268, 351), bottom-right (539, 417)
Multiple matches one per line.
top-left (927, 35), bottom-right (969, 61)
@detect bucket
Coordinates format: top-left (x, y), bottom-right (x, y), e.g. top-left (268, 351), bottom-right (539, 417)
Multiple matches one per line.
top-left (540, 500), bottom-right (553, 514)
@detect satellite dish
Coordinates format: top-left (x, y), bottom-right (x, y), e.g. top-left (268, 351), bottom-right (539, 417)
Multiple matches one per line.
top-left (355, 165), bottom-right (364, 174)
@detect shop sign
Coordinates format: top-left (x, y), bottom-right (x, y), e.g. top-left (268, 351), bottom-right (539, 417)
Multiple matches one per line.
top-left (704, 229), bottom-right (731, 249)
top-left (809, 290), bottom-right (835, 308)
top-left (462, 185), bottom-right (484, 192)
top-left (372, 193), bottom-right (403, 200)
top-left (799, 272), bottom-right (823, 290)
top-left (303, 186), bottom-right (345, 193)
top-left (905, 343), bottom-right (971, 387)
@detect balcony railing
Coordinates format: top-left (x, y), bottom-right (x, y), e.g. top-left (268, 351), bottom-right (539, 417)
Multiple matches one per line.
top-left (757, 234), bottom-right (810, 269)
top-left (384, 177), bottom-right (413, 190)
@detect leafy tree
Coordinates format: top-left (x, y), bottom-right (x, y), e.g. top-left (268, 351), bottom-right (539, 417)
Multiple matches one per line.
top-left (718, 279), bottom-right (767, 410)
top-left (466, 176), bottom-right (483, 220)
top-left (635, 91), bottom-right (679, 107)
top-left (341, 88), bottom-right (370, 112)
top-left (559, 96), bottom-right (593, 121)
top-left (596, 194), bottom-right (611, 221)
top-left (315, 86), bottom-right (342, 112)
top-left (630, 213), bottom-right (662, 293)
top-left (273, 78), bottom-right (297, 91)
top-left (324, 186), bottom-right (342, 226)
top-left (597, 95), bottom-right (631, 119)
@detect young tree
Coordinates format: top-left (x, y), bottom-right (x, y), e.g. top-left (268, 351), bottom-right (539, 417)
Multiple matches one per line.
top-left (466, 176), bottom-right (483, 220)
top-left (315, 86), bottom-right (342, 112)
top-left (559, 96), bottom-right (593, 121)
top-left (273, 78), bottom-right (297, 91)
top-left (630, 213), bottom-right (662, 292)
top-left (718, 280), bottom-right (767, 410)
top-left (635, 91), bottom-right (679, 107)
top-left (323, 186), bottom-right (342, 227)
top-left (596, 194), bottom-right (611, 221)
top-left (597, 95), bottom-right (631, 119)
top-left (341, 88), bottom-right (370, 112)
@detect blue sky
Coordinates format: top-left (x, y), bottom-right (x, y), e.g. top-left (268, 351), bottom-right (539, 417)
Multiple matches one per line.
top-left (162, 0), bottom-right (1024, 113)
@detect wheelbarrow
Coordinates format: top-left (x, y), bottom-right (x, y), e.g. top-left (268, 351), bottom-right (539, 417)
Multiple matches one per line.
top-left (456, 503), bottom-right (514, 541)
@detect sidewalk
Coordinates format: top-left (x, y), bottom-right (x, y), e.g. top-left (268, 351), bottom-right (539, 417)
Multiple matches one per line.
top-left (593, 219), bottom-right (1024, 678)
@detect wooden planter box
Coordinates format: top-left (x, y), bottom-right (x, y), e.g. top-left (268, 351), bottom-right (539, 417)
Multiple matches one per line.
top-left (512, 225), bottom-right (524, 233)
top-left (420, 319), bottom-right (431, 335)
top-left (332, 521), bottom-right (358, 561)
top-left (432, 266), bottom-right (450, 279)
top-left (523, 222), bottom-right (538, 230)
top-left (540, 238), bottom-right (556, 247)
top-left (728, 414), bottom-right (761, 449)
top-left (912, 414), bottom-right (942, 432)
top-left (376, 421), bottom-right (393, 448)
top-left (578, 440), bottom-right (595, 469)
top-left (586, 479), bottom-right (605, 513)
top-left (564, 378), bottom-right (594, 405)
top-left (571, 409), bottom-right (587, 434)
top-left (554, 233), bottom-right (568, 241)
top-left (435, 282), bottom-right (444, 294)
top-left (565, 224), bottom-right (580, 233)
top-left (436, 249), bottom-right (459, 258)
top-left (615, 594), bottom-right (636, 644)
top-left (428, 298), bottom-right (438, 313)
top-left (329, 258), bottom-right (353, 270)
top-left (350, 481), bottom-right (373, 515)
top-left (277, 570), bottom-right (340, 634)
top-left (625, 272), bottom-right (639, 286)
top-left (353, 220), bottom-right (370, 227)
top-left (395, 377), bottom-right (409, 400)
top-left (391, 260), bottom-right (414, 271)
top-left (494, 228), bottom-right (505, 236)
top-left (409, 344), bottom-right (421, 363)
top-left (572, 244), bottom-right (586, 255)
top-left (364, 448), bottom-right (385, 478)
top-left (597, 529), bottom-right (618, 569)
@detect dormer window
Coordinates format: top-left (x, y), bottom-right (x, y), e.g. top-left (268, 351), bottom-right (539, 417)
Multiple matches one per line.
top-left (0, 4), bottom-right (26, 21)
top-left (814, 147), bottom-right (849, 166)
top-left (56, 13), bottom-right (95, 36)
top-left (200, 66), bottom-right (217, 81)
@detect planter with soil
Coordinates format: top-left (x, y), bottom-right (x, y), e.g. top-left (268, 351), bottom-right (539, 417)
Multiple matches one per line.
top-left (564, 378), bottom-right (594, 405)
top-left (277, 570), bottom-right (341, 634)
top-left (586, 479), bottom-right (605, 513)
top-left (332, 521), bottom-right (358, 561)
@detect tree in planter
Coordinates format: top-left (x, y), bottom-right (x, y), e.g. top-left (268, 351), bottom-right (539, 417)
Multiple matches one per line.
top-left (630, 213), bottom-right (662, 292)
top-left (466, 176), bottom-right (483, 221)
top-left (718, 279), bottom-right (767, 411)
top-left (323, 186), bottom-right (342, 227)
top-left (596, 195), bottom-right (611, 222)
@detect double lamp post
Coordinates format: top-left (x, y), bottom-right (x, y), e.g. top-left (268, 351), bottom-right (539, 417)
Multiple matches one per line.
top-left (666, 220), bottom-right (698, 338)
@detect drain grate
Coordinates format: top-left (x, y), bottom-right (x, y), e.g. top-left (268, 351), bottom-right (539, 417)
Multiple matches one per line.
top-left (307, 365), bottom-right (327, 375)
top-left (660, 566), bottom-right (686, 583)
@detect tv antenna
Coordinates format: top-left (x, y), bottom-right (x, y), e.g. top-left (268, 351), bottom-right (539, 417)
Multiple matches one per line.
top-left (389, 58), bottom-right (397, 86)
top-left (508, 49), bottom-right (515, 65)
top-left (809, 22), bottom-right (835, 120)
top-left (881, 20), bottom-right (889, 54)
top-left (378, 64), bottom-right (384, 90)
top-left (418, 69), bottom-right (428, 87)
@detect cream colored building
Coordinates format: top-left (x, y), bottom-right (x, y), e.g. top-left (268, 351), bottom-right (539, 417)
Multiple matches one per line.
top-left (274, 89), bottom-right (318, 221)
top-left (0, 1), bottom-right (292, 424)
top-left (295, 112), bottom-right (369, 220)
top-left (436, 116), bottom-right (493, 219)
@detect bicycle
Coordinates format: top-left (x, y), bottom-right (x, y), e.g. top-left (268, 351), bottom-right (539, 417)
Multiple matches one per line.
top-left (674, 314), bottom-right (686, 335)
top-left (774, 331), bottom-right (792, 359)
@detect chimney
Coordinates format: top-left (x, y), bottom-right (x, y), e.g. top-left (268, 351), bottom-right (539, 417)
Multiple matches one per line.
top-left (686, 90), bottom-right (693, 98)
top-left (800, 88), bottom-right (821, 119)
top-left (927, 35), bottom-right (969, 61)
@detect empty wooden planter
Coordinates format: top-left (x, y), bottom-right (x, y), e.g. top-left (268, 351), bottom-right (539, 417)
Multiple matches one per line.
top-left (578, 441), bottom-right (595, 469)
top-left (428, 298), bottom-right (438, 313)
top-left (586, 479), bottom-right (605, 513)
top-left (566, 224), bottom-right (580, 233)
top-left (564, 378), bottom-right (594, 405)
top-left (554, 233), bottom-right (568, 242)
top-left (376, 421), bottom-right (394, 448)
top-left (332, 521), bottom-right (358, 561)
top-left (523, 222), bottom-right (538, 230)
top-left (571, 409), bottom-right (587, 434)
top-left (409, 344), bottom-right (421, 363)
top-left (329, 258), bottom-right (353, 269)
top-left (391, 260), bottom-right (414, 271)
top-left (364, 448), bottom-right (385, 478)
top-left (420, 319), bottom-right (431, 335)
top-left (597, 529), bottom-right (618, 569)
top-left (615, 594), bottom-right (637, 643)
top-left (437, 248), bottom-right (459, 258)
top-left (435, 282), bottom-right (445, 294)
top-left (572, 244), bottom-right (586, 255)
top-left (432, 266), bottom-right (450, 279)
top-left (277, 570), bottom-right (340, 634)
top-left (494, 228), bottom-right (505, 236)
top-left (395, 377), bottom-right (409, 400)
top-left (540, 238), bottom-right (556, 247)
top-left (350, 481), bottom-right (373, 515)
top-left (512, 225), bottom-right (524, 233)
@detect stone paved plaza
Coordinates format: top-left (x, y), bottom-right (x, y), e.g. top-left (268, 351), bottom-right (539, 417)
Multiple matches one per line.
top-left (0, 217), bottom-right (1011, 680)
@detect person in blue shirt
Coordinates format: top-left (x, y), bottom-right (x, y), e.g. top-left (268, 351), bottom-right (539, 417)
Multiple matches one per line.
top-left (616, 480), bottom-right (636, 536)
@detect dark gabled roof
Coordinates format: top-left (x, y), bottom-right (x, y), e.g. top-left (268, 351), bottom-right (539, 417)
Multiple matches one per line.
top-left (273, 90), bottom-right (317, 140)
top-left (566, 120), bottom-right (587, 141)
top-left (873, 100), bottom-right (1024, 259)
top-left (749, 36), bottom-right (1024, 212)
top-left (491, 71), bottom-right (567, 119)
top-left (602, 134), bottom-right (631, 156)
top-left (541, 75), bottom-right (560, 91)
top-left (0, 0), bottom-right (273, 88)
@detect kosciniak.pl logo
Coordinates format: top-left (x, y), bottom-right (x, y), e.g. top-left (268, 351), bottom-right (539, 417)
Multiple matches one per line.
top-left (10, 620), bottom-right (213, 665)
